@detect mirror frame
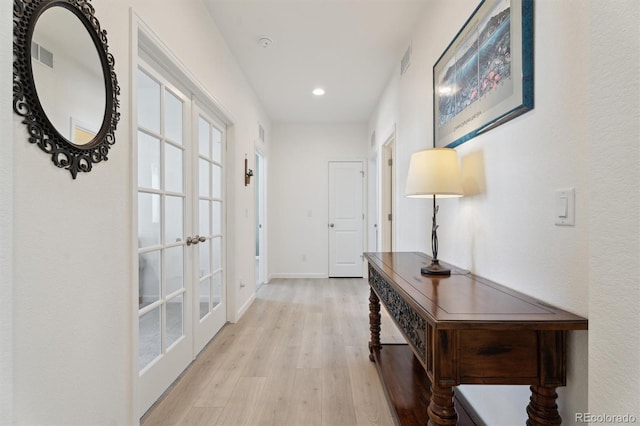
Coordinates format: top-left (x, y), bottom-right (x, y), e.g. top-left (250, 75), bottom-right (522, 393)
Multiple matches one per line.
top-left (13, 0), bottom-right (120, 179)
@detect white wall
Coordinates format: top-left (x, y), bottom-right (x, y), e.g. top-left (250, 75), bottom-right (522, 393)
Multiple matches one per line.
top-left (269, 124), bottom-right (367, 278)
top-left (1, 1), bottom-right (14, 424)
top-left (7, 0), bottom-right (269, 424)
top-left (588, 0), bottom-right (640, 419)
top-left (368, 0), bottom-right (599, 424)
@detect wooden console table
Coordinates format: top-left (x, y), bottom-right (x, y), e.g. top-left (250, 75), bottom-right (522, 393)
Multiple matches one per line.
top-left (364, 252), bottom-right (588, 426)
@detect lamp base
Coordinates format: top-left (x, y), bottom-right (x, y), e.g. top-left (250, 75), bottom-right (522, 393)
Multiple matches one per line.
top-left (421, 260), bottom-right (451, 276)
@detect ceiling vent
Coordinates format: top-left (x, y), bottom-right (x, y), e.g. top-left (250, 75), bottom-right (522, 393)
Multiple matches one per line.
top-left (400, 44), bottom-right (411, 76)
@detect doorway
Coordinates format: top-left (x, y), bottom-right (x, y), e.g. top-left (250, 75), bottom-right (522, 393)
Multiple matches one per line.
top-left (381, 136), bottom-right (395, 252)
top-left (255, 151), bottom-right (266, 289)
top-left (135, 58), bottom-right (228, 415)
top-left (328, 161), bottom-right (364, 277)
top-left (368, 153), bottom-right (379, 252)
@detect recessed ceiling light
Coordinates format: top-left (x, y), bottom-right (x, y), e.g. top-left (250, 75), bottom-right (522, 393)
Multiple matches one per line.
top-left (312, 88), bottom-right (325, 96)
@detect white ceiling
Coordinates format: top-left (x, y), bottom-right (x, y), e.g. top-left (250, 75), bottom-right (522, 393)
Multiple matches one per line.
top-left (203, 0), bottom-right (430, 123)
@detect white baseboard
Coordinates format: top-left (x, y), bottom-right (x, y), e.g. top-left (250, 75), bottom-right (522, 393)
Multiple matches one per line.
top-left (235, 293), bottom-right (255, 323)
top-left (268, 273), bottom-right (329, 280)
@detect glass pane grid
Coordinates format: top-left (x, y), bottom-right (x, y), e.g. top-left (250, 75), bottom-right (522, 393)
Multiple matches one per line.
top-left (137, 66), bottom-right (190, 374)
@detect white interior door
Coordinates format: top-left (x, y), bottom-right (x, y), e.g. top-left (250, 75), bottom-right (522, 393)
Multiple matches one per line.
top-left (329, 161), bottom-right (364, 277)
top-left (136, 64), bottom-right (193, 415)
top-left (193, 107), bottom-right (227, 354)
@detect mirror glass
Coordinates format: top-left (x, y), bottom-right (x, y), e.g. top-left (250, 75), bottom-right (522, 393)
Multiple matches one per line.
top-left (31, 6), bottom-right (106, 146)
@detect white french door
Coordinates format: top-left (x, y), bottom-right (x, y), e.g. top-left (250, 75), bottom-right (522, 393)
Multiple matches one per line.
top-left (136, 63), bottom-right (227, 416)
top-left (193, 106), bottom-right (227, 354)
top-left (136, 64), bottom-right (193, 414)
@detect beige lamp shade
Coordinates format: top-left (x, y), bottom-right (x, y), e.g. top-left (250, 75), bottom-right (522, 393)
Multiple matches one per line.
top-left (405, 148), bottom-right (463, 198)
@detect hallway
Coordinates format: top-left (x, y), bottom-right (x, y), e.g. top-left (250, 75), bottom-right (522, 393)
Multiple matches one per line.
top-left (141, 278), bottom-right (404, 426)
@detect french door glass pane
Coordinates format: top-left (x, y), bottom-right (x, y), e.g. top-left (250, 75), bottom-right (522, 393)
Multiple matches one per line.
top-left (165, 195), bottom-right (183, 244)
top-left (199, 200), bottom-right (211, 237)
top-left (139, 250), bottom-right (161, 308)
top-left (212, 165), bottom-right (222, 199)
top-left (212, 272), bottom-right (222, 307)
top-left (212, 237), bottom-right (222, 271)
top-left (198, 116), bottom-right (210, 158)
top-left (138, 132), bottom-right (160, 190)
top-left (212, 201), bottom-right (222, 235)
top-left (138, 193), bottom-right (161, 248)
top-left (199, 239), bottom-right (210, 279)
top-left (164, 89), bottom-right (183, 144)
top-left (199, 278), bottom-right (211, 319)
top-left (165, 144), bottom-right (183, 193)
top-left (199, 159), bottom-right (210, 197)
top-left (139, 307), bottom-right (161, 370)
top-left (165, 246), bottom-right (183, 295)
top-left (212, 126), bottom-right (222, 163)
top-left (137, 69), bottom-right (160, 133)
top-left (166, 294), bottom-right (184, 349)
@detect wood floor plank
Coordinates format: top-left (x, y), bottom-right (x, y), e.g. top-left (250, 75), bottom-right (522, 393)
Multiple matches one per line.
top-left (297, 312), bottom-right (323, 369)
top-left (322, 367), bottom-right (358, 426)
top-left (194, 326), bottom-right (261, 408)
top-left (287, 368), bottom-right (323, 426)
top-left (245, 373), bottom-right (297, 426)
top-left (345, 344), bottom-right (396, 426)
top-left (213, 376), bottom-right (266, 425)
top-left (179, 407), bottom-right (223, 426)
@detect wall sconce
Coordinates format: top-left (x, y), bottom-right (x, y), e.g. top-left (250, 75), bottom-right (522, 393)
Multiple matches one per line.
top-left (245, 155), bottom-right (253, 186)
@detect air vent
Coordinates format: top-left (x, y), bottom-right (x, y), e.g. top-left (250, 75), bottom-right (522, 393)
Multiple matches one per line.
top-left (259, 124), bottom-right (265, 142)
top-left (370, 130), bottom-right (376, 147)
top-left (400, 44), bottom-right (411, 76)
top-left (31, 42), bottom-right (54, 68)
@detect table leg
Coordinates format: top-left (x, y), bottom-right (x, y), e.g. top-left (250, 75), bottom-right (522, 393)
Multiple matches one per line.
top-left (368, 288), bottom-right (381, 362)
top-left (427, 383), bottom-right (457, 426)
top-left (526, 385), bottom-right (562, 426)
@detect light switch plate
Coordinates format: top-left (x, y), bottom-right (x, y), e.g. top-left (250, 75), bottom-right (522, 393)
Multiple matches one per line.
top-left (555, 188), bottom-right (575, 226)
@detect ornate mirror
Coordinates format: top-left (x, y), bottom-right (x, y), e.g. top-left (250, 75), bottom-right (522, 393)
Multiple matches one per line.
top-left (13, 0), bottom-right (120, 179)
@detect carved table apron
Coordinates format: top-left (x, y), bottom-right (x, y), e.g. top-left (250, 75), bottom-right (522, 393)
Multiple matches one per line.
top-left (364, 252), bottom-right (588, 426)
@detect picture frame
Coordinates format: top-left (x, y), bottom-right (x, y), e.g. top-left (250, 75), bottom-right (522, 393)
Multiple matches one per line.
top-left (433, 0), bottom-right (533, 148)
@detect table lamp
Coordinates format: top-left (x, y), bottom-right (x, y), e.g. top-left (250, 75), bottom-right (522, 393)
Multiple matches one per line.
top-left (405, 148), bottom-right (463, 275)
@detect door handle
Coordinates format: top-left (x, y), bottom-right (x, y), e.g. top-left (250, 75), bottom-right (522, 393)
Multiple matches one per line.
top-left (329, 223), bottom-right (335, 228)
top-left (186, 235), bottom-right (206, 246)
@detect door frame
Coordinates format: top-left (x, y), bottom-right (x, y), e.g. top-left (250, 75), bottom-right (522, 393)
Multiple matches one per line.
top-left (254, 148), bottom-right (267, 290)
top-left (381, 129), bottom-right (396, 252)
top-left (131, 12), bottom-right (236, 418)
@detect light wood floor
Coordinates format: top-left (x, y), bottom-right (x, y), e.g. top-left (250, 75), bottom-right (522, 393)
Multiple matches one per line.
top-left (141, 278), bottom-right (405, 426)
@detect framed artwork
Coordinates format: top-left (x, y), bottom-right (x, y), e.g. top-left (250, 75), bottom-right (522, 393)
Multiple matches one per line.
top-left (433, 0), bottom-right (534, 148)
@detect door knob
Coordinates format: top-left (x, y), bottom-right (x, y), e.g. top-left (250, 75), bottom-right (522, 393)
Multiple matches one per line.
top-left (329, 223), bottom-right (335, 228)
top-left (186, 235), bottom-right (206, 246)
